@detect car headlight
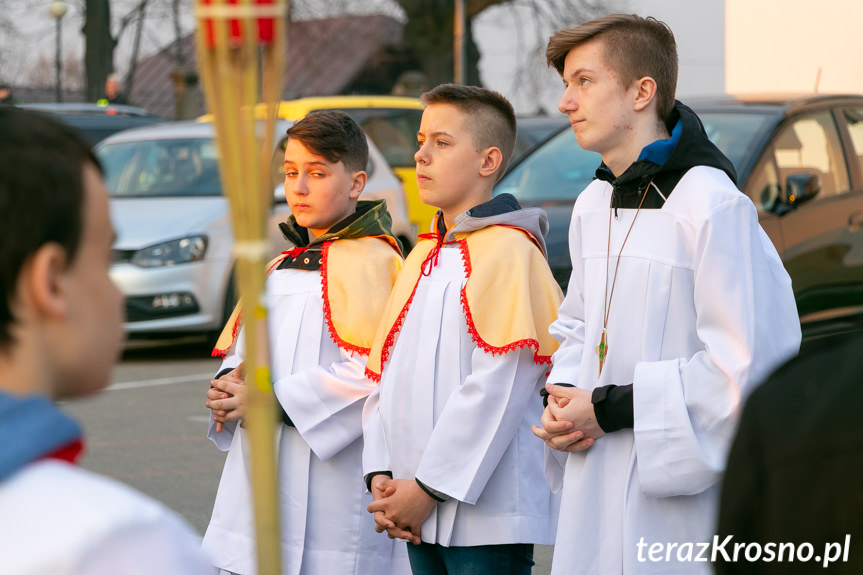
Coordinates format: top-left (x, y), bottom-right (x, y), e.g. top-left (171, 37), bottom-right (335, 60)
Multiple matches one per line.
top-left (130, 235), bottom-right (208, 267)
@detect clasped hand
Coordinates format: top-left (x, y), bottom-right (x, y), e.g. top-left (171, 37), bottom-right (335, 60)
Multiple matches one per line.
top-left (366, 476), bottom-right (436, 545)
top-left (205, 363), bottom-right (246, 432)
top-left (531, 383), bottom-right (605, 452)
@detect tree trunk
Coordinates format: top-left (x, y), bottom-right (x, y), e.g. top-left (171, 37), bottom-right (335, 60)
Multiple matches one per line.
top-left (124, 0), bottom-right (149, 101)
top-left (83, 0), bottom-right (115, 101)
top-left (397, 0), bottom-right (492, 86)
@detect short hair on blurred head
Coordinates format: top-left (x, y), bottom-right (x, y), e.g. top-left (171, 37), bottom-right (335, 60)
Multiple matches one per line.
top-left (0, 107), bottom-right (102, 348)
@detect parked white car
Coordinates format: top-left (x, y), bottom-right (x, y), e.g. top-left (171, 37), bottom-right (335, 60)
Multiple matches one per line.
top-left (99, 119), bottom-right (411, 341)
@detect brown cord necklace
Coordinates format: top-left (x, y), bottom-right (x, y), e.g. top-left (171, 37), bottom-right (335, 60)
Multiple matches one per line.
top-left (597, 177), bottom-right (654, 378)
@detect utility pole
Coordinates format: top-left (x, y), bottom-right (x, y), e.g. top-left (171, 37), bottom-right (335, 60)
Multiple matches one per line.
top-left (49, 1), bottom-right (68, 102)
top-left (124, 0), bottom-right (149, 100)
top-left (454, 0), bottom-right (465, 84)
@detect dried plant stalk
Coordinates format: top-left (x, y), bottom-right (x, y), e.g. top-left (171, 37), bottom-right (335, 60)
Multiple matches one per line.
top-left (194, 1), bottom-right (287, 573)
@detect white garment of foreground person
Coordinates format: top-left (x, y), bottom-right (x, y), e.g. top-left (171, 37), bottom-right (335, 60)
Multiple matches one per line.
top-left (1, 452), bottom-right (215, 575)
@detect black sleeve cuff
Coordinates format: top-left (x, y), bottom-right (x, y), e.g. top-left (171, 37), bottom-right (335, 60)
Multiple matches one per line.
top-left (591, 384), bottom-right (634, 432)
top-left (213, 366), bottom-right (235, 381)
top-left (415, 479), bottom-right (447, 502)
top-left (540, 382), bottom-right (575, 407)
top-left (364, 471), bottom-right (393, 492)
top-left (279, 405), bottom-right (295, 428)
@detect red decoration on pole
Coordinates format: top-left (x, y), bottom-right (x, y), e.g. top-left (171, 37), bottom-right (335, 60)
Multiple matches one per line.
top-left (257, 0), bottom-right (276, 45)
top-left (201, 0), bottom-right (276, 49)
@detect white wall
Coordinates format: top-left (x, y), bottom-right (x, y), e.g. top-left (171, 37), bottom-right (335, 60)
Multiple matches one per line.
top-left (726, 0), bottom-right (863, 94)
top-left (635, 0), bottom-right (726, 97)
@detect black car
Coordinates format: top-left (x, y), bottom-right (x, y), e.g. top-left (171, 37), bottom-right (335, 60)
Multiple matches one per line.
top-left (18, 103), bottom-right (163, 146)
top-left (512, 116), bottom-right (570, 166)
top-left (496, 94), bottom-right (863, 339)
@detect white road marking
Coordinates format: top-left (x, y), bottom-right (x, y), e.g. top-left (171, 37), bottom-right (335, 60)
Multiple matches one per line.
top-left (107, 372), bottom-right (213, 391)
top-left (186, 415), bottom-right (212, 423)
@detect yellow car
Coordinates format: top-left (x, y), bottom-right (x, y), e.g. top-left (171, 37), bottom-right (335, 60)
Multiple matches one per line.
top-left (231, 96), bottom-right (436, 239)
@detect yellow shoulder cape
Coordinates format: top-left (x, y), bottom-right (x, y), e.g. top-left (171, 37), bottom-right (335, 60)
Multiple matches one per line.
top-left (212, 235), bottom-right (402, 358)
top-left (365, 225), bottom-right (564, 381)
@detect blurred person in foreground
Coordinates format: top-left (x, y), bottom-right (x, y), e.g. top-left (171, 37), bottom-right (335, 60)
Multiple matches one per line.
top-left (0, 107), bottom-right (214, 574)
top-left (716, 329), bottom-right (863, 574)
top-left (533, 14), bottom-right (801, 574)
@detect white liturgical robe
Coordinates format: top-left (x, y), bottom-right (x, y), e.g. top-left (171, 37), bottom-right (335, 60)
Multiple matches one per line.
top-left (1, 460), bottom-right (215, 575)
top-left (202, 268), bottom-right (409, 575)
top-left (363, 248), bottom-right (560, 548)
top-left (547, 166), bottom-right (801, 574)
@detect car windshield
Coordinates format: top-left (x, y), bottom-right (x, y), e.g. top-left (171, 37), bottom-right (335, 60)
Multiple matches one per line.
top-left (697, 111), bottom-right (775, 171)
top-left (495, 128), bottom-right (601, 202)
top-left (496, 110), bottom-right (776, 202)
top-left (335, 107), bottom-right (422, 169)
top-left (99, 138), bottom-right (223, 197)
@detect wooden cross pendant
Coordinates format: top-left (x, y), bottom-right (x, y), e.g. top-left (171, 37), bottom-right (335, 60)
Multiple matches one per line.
top-left (596, 329), bottom-right (608, 378)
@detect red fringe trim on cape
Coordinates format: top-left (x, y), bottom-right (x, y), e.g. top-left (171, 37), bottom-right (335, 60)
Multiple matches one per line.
top-left (366, 238), bottom-right (553, 380)
top-left (211, 242), bottom-right (379, 359)
top-left (457, 240), bottom-right (552, 365)
top-left (364, 273), bottom-right (422, 383)
top-left (211, 311), bottom-right (242, 358)
top-left (320, 241), bottom-right (370, 356)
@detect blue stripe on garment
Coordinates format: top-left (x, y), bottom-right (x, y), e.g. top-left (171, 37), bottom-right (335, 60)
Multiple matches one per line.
top-left (0, 391), bottom-right (82, 482)
top-left (636, 119), bottom-right (682, 167)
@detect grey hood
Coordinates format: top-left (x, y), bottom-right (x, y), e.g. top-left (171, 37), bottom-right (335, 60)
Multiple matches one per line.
top-left (443, 193), bottom-right (550, 257)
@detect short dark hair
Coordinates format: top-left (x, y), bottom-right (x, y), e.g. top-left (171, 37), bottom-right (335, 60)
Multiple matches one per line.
top-left (0, 107), bottom-right (102, 348)
top-left (421, 83), bottom-right (517, 181)
top-left (546, 14), bottom-right (678, 121)
top-left (285, 110), bottom-right (369, 173)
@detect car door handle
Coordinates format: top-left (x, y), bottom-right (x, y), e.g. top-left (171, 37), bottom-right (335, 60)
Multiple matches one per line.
top-left (850, 211), bottom-right (863, 232)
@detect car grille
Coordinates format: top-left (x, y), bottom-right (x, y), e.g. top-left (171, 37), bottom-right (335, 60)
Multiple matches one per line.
top-left (125, 294), bottom-right (200, 322)
top-left (112, 249), bottom-right (135, 264)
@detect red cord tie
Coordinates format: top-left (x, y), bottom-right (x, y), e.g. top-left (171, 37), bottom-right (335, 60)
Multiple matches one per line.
top-left (419, 232), bottom-right (456, 276)
top-left (282, 246), bottom-right (308, 259)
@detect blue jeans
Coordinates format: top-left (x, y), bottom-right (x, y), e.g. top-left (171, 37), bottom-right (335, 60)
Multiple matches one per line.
top-left (406, 542), bottom-right (534, 575)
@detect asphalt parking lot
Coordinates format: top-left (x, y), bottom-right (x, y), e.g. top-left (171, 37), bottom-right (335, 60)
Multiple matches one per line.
top-left (61, 338), bottom-right (554, 573)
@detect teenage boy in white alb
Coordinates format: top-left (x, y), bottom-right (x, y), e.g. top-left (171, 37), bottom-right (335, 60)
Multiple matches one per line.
top-left (363, 84), bottom-right (562, 575)
top-left (532, 14), bottom-right (802, 574)
top-left (203, 111), bottom-right (408, 575)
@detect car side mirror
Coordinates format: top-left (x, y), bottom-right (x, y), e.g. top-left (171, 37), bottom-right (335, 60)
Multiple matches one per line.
top-left (772, 172), bottom-right (821, 215)
top-left (785, 172), bottom-right (821, 207)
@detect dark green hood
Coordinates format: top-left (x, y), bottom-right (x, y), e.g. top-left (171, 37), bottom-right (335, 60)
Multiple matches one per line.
top-left (278, 199), bottom-right (400, 252)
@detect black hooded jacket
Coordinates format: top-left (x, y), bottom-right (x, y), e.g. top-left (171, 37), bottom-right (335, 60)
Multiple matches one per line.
top-left (596, 100), bottom-right (737, 213)
top-left (585, 101), bottom-right (739, 432)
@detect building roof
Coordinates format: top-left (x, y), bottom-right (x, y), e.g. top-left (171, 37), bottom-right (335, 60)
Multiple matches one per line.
top-left (129, 13), bottom-right (405, 119)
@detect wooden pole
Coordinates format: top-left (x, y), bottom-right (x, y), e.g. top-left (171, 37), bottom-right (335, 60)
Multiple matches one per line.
top-left (193, 1), bottom-right (288, 573)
